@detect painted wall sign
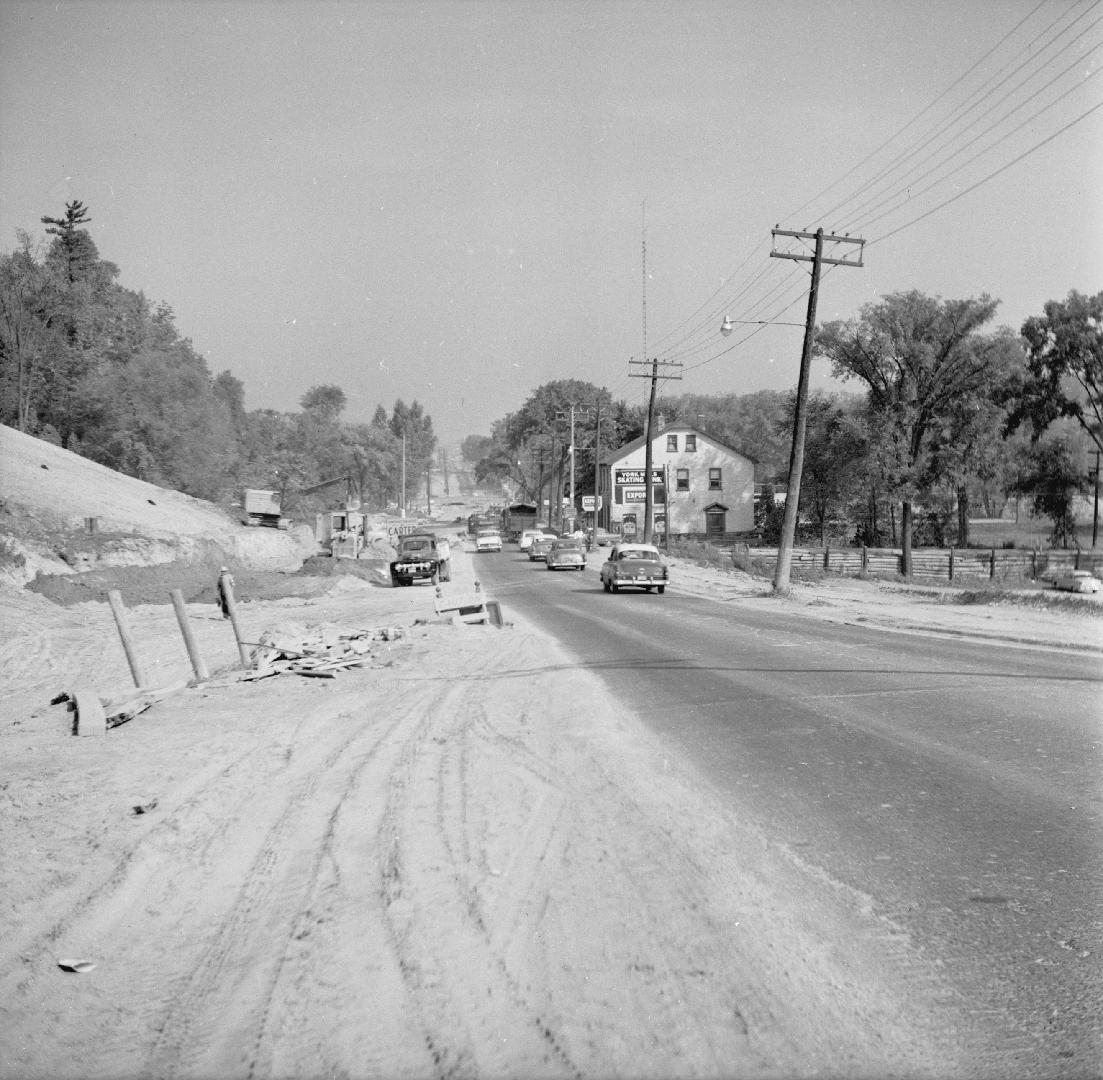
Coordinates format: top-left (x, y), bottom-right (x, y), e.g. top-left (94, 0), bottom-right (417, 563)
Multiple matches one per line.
top-left (614, 468), bottom-right (664, 486)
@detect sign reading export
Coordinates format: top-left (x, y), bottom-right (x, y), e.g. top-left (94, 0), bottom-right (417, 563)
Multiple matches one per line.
top-left (614, 468), bottom-right (664, 486)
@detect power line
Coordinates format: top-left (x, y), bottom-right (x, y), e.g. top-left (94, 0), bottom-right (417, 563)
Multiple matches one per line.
top-left (867, 97), bottom-right (1103, 248)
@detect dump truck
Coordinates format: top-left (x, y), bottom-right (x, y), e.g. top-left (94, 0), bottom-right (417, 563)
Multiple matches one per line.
top-left (242, 489), bottom-right (289, 529)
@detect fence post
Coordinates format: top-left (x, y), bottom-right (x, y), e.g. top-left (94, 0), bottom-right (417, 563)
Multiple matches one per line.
top-left (990, 548), bottom-right (996, 580)
top-left (861, 546), bottom-right (868, 574)
top-left (170, 590), bottom-right (209, 682)
top-left (107, 590), bottom-right (146, 689)
top-left (949, 546), bottom-right (955, 582)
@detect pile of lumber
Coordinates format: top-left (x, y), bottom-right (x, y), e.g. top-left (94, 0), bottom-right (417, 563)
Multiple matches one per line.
top-left (245, 622), bottom-right (406, 681)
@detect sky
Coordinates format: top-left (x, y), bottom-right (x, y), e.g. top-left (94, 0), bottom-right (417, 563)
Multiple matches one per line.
top-left (2, 0), bottom-right (1100, 448)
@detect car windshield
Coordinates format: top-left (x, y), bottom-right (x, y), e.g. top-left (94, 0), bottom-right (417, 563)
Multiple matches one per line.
top-left (620, 549), bottom-right (659, 561)
top-left (400, 539), bottom-right (432, 553)
top-left (556, 541), bottom-right (583, 551)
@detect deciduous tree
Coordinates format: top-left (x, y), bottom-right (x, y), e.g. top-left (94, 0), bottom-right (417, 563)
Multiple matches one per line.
top-left (1006, 290), bottom-right (1103, 455)
top-left (816, 290), bottom-right (1010, 574)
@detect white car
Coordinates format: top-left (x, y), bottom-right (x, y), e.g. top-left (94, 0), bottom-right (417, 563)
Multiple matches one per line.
top-left (519, 528), bottom-right (551, 552)
top-left (1053, 569), bottom-right (1101, 593)
top-left (475, 527), bottom-right (502, 553)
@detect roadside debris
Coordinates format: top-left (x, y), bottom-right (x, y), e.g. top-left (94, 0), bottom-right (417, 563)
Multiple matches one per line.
top-left (57, 960), bottom-right (96, 974)
top-left (243, 622), bottom-right (406, 681)
top-left (49, 612), bottom-right (488, 737)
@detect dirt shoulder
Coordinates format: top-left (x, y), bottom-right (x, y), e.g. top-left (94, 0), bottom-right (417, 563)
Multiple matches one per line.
top-left (1, 538), bottom-right (1099, 1079)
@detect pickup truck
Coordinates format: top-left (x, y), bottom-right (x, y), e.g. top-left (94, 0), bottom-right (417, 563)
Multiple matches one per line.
top-left (389, 533), bottom-right (452, 587)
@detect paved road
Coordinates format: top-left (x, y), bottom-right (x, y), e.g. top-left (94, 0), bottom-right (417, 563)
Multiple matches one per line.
top-left (475, 547), bottom-right (1103, 1078)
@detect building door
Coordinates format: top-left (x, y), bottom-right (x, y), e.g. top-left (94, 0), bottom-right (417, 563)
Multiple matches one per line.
top-left (705, 506), bottom-right (726, 538)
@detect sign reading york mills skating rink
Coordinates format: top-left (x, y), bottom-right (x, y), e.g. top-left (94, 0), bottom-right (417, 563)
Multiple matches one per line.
top-left (614, 468), bottom-right (664, 486)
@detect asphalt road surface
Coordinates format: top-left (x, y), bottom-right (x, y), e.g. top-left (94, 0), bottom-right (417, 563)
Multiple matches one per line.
top-left (476, 546), bottom-right (1103, 1078)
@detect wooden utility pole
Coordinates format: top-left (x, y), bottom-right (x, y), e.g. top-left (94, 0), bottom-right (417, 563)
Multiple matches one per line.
top-left (770, 227), bottom-right (864, 594)
top-left (629, 357), bottom-right (682, 541)
top-left (1091, 450), bottom-right (1100, 547)
top-left (400, 433), bottom-right (407, 519)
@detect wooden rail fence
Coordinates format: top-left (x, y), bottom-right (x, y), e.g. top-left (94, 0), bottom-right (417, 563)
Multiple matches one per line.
top-left (723, 543), bottom-right (1103, 584)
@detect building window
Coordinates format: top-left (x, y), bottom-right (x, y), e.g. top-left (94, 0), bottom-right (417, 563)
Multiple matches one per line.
top-left (685, 434), bottom-right (697, 452)
top-left (676, 468), bottom-right (689, 491)
top-left (709, 468), bottom-right (722, 490)
top-left (666, 434), bottom-right (678, 452)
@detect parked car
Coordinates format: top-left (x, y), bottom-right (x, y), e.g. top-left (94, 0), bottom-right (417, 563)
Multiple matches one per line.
top-left (587, 527), bottom-right (617, 548)
top-left (1053, 569), bottom-right (1101, 593)
top-left (529, 534), bottom-right (558, 561)
top-left (475, 526), bottom-right (503, 553)
top-left (599, 543), bottom-right (669, 594)
top-left (546, 537), bottom-right (586, 571)
top-left (519, 527), bottom-right (556, 551)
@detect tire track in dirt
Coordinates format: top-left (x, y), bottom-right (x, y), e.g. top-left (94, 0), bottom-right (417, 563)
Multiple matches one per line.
top-left (234, 673), bottom-right (513, 1080)
top-left (377, 651), bottom-right (584, 1079)
top-left (142, 695), bottom-right (406, 1080)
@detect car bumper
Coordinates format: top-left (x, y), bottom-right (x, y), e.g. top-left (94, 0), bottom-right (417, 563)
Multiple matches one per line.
top-left (612, 574), bottom-right (666, 587)
top-left (392, 562), bottom-right (437, 579)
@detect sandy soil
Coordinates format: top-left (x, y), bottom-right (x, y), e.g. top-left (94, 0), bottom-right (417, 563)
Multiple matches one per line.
top-left (2, 424), bottom-right (1101, 1079)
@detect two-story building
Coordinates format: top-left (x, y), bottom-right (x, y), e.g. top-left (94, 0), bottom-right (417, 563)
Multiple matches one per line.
top-left (597, 423), bottom-right (755, 540)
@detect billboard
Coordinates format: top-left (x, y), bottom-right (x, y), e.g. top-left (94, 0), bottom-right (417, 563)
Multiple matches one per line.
top-left (614, 468), bottom-right (664, 486)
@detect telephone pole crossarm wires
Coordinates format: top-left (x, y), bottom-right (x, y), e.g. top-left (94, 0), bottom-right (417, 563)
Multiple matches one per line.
top-left (769, 227), bottom-right (864, 595)
top-left (770, 228), bottom-right (865, 268)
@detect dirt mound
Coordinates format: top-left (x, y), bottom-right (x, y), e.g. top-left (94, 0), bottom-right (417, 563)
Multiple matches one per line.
top-left (25, 550), bottom-right (393, 608)
top-left (0, 425), bottom-right (307, 586)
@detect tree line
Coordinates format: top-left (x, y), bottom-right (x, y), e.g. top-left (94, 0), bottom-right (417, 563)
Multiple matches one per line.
top-left (0, 202), bottom-right (436, 515)
top-left (466, 289), bottom-right (1102, 566)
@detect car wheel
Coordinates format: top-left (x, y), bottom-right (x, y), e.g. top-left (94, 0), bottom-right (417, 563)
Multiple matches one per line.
top-left (657, 584), bottom-right (665, 594)
top-left (390, 574), bottom-right (400, 588)
top-left (603, 577), bottom-right (611, 593)
top-left (610, 582), bottom-right (619, 593)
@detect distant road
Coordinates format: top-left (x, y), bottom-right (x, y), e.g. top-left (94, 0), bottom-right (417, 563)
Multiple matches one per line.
top-left (476, 547), bottom-right (1103, 1077)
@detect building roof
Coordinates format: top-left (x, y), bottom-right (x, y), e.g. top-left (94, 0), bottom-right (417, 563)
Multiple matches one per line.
top-left (599, 422), bottom-right (757, 467)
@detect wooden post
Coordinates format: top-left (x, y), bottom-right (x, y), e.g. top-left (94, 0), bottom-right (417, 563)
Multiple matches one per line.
top-left (949, 547), bottom-right (955, 582)
top-left (170, 589), bottom-right (209, 682)
top-left (218, 572), bottom-right (252, 668)
top-left (107, 589), bottom-right (146, 689)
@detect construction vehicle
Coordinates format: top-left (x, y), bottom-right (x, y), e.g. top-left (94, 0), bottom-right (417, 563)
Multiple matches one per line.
top-left (242, 489), bottom-right (290, 529)
top-left (304, 475), bottom-right (365, 558)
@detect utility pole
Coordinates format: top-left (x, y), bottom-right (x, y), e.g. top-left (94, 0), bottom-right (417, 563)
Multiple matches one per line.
top-left (629, 357), bottom-right (682, 542)
top-left (593, 400), bottom-right (602, 532)
top-left (1091, 450), bottom-right (1100, 547)
top-left (400, 433), bottom-right (407, 519)
top-left (769, 227), bottom-right (863, 594)
top-left (569, 404), bottom-right (577, 531)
